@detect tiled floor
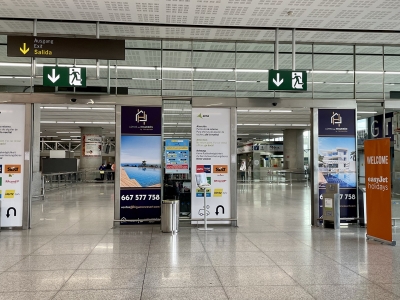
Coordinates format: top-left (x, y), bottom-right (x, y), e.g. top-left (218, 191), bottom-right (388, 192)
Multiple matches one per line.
top-left (1, 182), bottom-right (400, 299)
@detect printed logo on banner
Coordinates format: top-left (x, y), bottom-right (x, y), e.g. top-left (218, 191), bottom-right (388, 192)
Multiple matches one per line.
top-left (0, 165), bottom-right (2, 173)
top-left (0, 190), bottom-right (2, 198)
top-left (213, 165), bottom-right (228, 173)
top-left (214, 179), bottom-right (227, 183)
top-left (197, 113), bottom-right (210, 119)
top-left (4, 190), bottom-right (15, 198)
top-left (196, 165), bottom-right (204, 173)
top-left (214, 188), bottom-right (223, 197)
top-left (5, 165), bottom-right (21, 173)
top-left (196, 188), bottom-right (211, 197)
top-left (331, 112), bottom-right (342, 127)
top-left (318, 109), bottom-right (355, 136)
top-left (204, 165), bottom-right (211, 173)
top-left (135, 109), bottom-right (148, 124)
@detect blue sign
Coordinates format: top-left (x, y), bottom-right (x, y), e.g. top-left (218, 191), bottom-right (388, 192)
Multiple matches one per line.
top-left (318, 109), bottom-right (357, 220)
top-left (165, 139), bottom-right (189, 174)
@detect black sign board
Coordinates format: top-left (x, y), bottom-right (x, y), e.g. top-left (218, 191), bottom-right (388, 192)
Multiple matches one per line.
top-left (7, 36), bottom-right (125, 60)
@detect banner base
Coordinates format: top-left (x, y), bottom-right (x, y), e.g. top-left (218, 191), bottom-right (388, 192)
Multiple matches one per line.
top-left (366, 234), bottom-right (396, 246)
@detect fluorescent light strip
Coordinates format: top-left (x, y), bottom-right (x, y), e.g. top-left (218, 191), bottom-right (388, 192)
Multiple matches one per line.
top-left (238, 134), bottom-right (250, 135)
top-left (75, 121), bottom-right (92, 124)
top-left (292, 124), bottom-right (308, 126)
top-left (40, 121), bottom-right (56, 123)
top-left (275, 124), bottom-right (291, 126)
top-left (42, 106), bottom-right (68, 109)
top-left (259, 124), bottom-right (275, 126)
top-left (57, 121), bottom-right (74, 124)
top-left (196, 68), bottom-right (234, 72)
top-left (92, 122), bottom-right (110, 124)
top-left (273, 133), bottom-right (284, 135)
top-left (248, 110), bottom-right (270, 112)
top-left (357, 111), bottom-right (377, 114)
top-left (91, 108), bottom-right (115, 111)
top-left (56, 132), bottom-right (69, 133)
top-left (243, 124), bottom-right (258, 126)
top-left (237, 110), bottom-right (249, 112)
top-left (69, 107), bottom-right (91, 110)
top-left (270, 110), bottom-right (292, 113)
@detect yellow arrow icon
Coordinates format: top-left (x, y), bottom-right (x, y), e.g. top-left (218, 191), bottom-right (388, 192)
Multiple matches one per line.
top-left (19, 43), bottom-right (29, 55)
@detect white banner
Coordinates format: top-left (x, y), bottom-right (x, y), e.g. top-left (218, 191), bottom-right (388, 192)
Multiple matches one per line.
top-left (191, 108), bottom-right (231, 224)
top-left (0, 105), bottom-right (25, 227)
top-left (82, 134), bottom-right (102, 156)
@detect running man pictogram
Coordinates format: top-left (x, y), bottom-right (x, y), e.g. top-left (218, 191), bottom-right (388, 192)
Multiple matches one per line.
top-left (69, 68), bottom-right (82, 86)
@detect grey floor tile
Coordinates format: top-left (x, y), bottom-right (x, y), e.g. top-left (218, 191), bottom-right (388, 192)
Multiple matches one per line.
top-left (147, 252), bottom-right (212, 267)
top-left (265, 251), bottom-right (338, 266)
top-left (380, 283), bottom-right (400, 297)
top-left (51, 234), bottom-right (104, 245)
top-left (149, 241), bottom-right (205, 253)
top-left (0, 270), bottom-right (75, 292)
top-left (303, 284), bottom-right (398, 300)
top-left (0, 255), bottom-right (26, 271)
top-left (141, 287), bottom-right (228, 299)
top-left (144, 267), bottom-right (221, 288)
top-left (62, 268), bottom-right (145, 290)
top-left (203, 241), bottom-right (260, 252)
top-left (208, 251), bottom-right (275, 267)
top-left (224, 286), bottom-right (314, 300)
top-left (214, 266), bottom-right (297, 286)
top-left (53, 289), bottom-right (142, 299)
top-left (8, 254), bottom-right (87, 271)
top-left (281, 265), bottom-right (370, 285)
top-left (346, 264), bottom-right (400, 283)
top-left (91, 242), bottom-right (150, 254)
top-left (78, 253), bottom-right (148, 269)
top-left (0, 291), bottom-right (58, 300)
top-left (100, 234), bottom-right (152, 244)
top-left (32, 243), bottom-right (95, 255)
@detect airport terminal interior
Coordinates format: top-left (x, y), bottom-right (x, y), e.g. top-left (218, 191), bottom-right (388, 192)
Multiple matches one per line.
top-left (2, 1), bottom-right (400, 299)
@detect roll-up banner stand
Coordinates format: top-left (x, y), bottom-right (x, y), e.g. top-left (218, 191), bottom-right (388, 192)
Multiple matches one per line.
top-left (365, 138), bottom-right (395, 245)
top-left (119, 106), bottom-right (162, 224)
top-left (0, 105), bottom-right (25, 228)
top-left (191, 108), bottom-right (231, 224)
top-left (318, 109), bottom-right (357, 222)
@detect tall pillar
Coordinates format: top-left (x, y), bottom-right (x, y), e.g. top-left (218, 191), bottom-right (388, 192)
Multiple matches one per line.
top-left (32, 103), bottom-right (42, 200)
top-left (283, 129), bottom-right (304, 170)
top-left (80, 127), bottom-right (103, 171)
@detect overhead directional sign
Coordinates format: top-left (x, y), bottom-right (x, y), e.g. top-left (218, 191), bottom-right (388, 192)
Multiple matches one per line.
top-left (268, 70), bottom-right (307, 91)
top-left (7, 36), bottom-right (125, 60)
top-left (43, 66), bottom-right (86, 87)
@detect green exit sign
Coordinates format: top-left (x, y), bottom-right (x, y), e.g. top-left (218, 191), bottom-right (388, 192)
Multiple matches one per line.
top-left (268, 70), bottom-right (307, 91)
top-left (43, 66), bottom-right (86, 87)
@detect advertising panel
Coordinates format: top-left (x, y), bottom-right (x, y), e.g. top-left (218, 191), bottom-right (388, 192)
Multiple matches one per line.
top-left (165, 139), bottom-right (189, 174)
top-left (365, 138), bottom-right (393, 243)
top-left (191, 108), bottom-right (231, 224)
top-left (318, 109), bottom-right (357, 220)
top-left (119, 106), bottom-right (162, 224)
top-left (82, 134), bottom-right (102, 156)
top-left (0, 105), bottom-right (25, 227)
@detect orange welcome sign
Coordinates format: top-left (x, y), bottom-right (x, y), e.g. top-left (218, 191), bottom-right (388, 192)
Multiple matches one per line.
top-left (364, 138), bottom-right (392, 243)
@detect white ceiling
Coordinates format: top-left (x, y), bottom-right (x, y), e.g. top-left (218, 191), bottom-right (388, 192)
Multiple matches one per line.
top-left (0, 0), bottom-right (399, 44)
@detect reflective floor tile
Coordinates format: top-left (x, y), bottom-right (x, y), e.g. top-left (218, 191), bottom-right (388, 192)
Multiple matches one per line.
top-left (214, 266), bottom-right (297, 286)
top-left (149, 241), bottom-right (205, 253)
top-left (265, 251), bottom-right (338, 266)
top-left (91, 242), bottom-right (150, 254)
top-left (148, 252), bottom-right (212, 268)
top-left (144, 267), bottom-right (221, 288)
top-left (51, 235), bottom-right (104, 245)
top-left (78, 253), bottom-right (148, 269)
top-left (281, 265), bottom-right (370, 285)
top-left (346, 264), bottom-right (400, 284)
top-left (62, 268), bottom-right (145, 290)
top-left (303, 284), bottom-right (398, 300)
top-left (141, 287), bottom-right (228, 300)
top-left (208, 251), bottom-right (275, 267)
top-left (224, 286), bottom-right (314, 300)
top-left (321, 250), bottom-right (397, 265)
top-left (32, 243), bottom-right (95, 255)
top-left (0, 270), bottom-right (74, 292)
top-left (203, 241), bottom-right (260, 252)
top-left (8, 254), bottom-right (87, 271)
top-left (53, 289), bottom-right (142, 300)
top-left (100, 234), bottom-right (152, 244)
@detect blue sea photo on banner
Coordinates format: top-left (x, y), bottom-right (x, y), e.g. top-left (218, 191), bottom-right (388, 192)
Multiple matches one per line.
top-left (318, 136), bottom-right (356, 188)
top-left (120, 135), bottom-right (162, 188)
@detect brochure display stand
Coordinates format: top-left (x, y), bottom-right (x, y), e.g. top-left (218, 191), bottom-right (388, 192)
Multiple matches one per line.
top-left (195, 173), bottom-right (213, 231)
